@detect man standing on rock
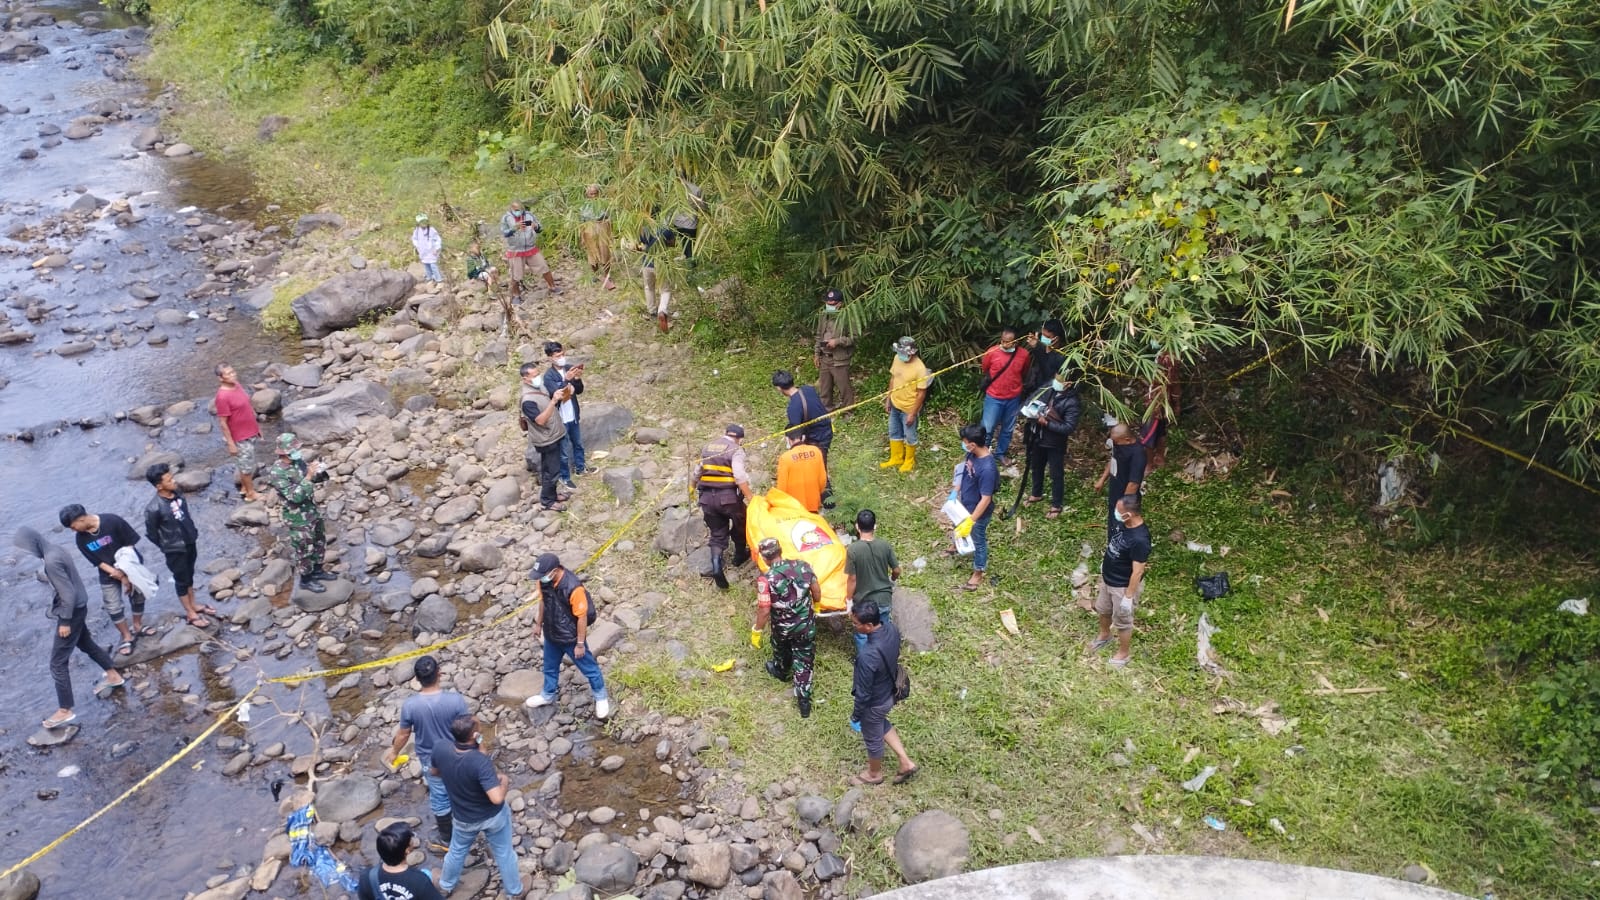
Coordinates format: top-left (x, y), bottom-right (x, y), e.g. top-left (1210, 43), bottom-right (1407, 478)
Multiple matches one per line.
top-left (850, 603), bottom-right (917, 785)
top-left (15, 527), bottom-right (126, 730)
top-left (499, 199), bottom-right (560, 301)
top-left (60, 503), bottom-right (151, 657)
top-left (695, 424), bottom-right (753, 589)
top-left (1089, 495), bottom-right (1151, 669)
top-left (411, 213), bottom-right (444, 284)
top-left (433, 714), bottom-right (524, 897)
top-left (383, 654), bottom-right (469, 855)
top-left (523, 553), bottom-right (611, 720)
top-left (519, 361), bottom-right (572, 512)
top-left (753, 538), bottom-right (820, 718)
top-left (214, 362), bottom-right (262, 502)
top-left (143, 463), bottom-right (217, 628)
top-left (541, 341), bottom-right (591, 490)
top-left (265, 433), bottom-right (334, 594)
top-left (814, 288), bottom-right (855, 409)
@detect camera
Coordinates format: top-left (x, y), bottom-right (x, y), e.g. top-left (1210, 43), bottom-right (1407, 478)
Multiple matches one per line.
top-left (1020, 398), bottom-right (1046, 420)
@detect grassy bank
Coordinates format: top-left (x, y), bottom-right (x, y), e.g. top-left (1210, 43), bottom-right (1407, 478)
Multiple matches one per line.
top-left (139, 4), bottom-right (1600, 897)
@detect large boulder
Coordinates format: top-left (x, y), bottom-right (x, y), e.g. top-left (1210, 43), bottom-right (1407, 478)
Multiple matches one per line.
top-left (0, 869), bottom-right (40, 900)
top-left (574, 843), bottom-right (639, 894)
top-left (458, 542), bottom-right (503, 573)
top-left (495, 669), bottom-right (542, 702)
top-left (289, 269), bottom-right (415, 338)
top-left (433, 496), bottom-right (479, 526)
top-left (314, 775), bottom-right (381, 823)
top-left (413, 596), bottom-right (458, 634)
top-left (680, 842), bottom-right (731, 888)
top-left (280, 380), bottom-right (396, 444)
top-left (581, 403), bottom-right (634, 450)
top-left (655, 507), bottom-right (707, 556)
top-left (894, 810), bottom-right (970, 884)
top-left (292, 578), bottom-right (354, 613)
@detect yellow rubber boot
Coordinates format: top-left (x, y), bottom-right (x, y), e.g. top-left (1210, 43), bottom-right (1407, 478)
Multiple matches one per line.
top-left (879, 440), bottom-right (905, 470)
top-left (899, 443), bottom-right (917, 473)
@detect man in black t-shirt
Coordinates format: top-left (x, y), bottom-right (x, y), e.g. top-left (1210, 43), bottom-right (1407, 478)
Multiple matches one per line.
top-left (1089, 495), bottom-right (1151, 668)
top-left (433, 715), bottom-right (523, 896)
top-left (60, 503), bottom-right (149, 657)
top-left (1093, 423), bottom-right (1147, 529)
top-left (358, 822), bottom-right (443, 900)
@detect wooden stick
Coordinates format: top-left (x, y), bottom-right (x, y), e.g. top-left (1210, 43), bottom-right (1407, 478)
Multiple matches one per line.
top-left (1310, 686), bottom-right (1387, 695)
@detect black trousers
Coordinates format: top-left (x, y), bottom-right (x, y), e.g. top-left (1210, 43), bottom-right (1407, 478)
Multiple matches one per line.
top-left (536, 442), bottom-right (563, 507)
top-left (52, 605), bottom-right (116, 709)
top-left (1028, 443), bottom-right (1067, 508)
top-left (166, 543), bottom-right (198, 596)
top-left (699, 491), bottom-right (746, 557)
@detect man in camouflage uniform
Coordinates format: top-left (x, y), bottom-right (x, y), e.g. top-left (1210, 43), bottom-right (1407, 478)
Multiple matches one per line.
top-left (265, 433), bottom-right (333, 594)
top-left (751, 538), bottom-right (821, 718)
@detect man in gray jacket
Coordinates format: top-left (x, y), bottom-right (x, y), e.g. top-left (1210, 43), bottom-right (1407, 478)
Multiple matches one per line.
top-left (14, 528), bottom-right (125, 730)
top-left (500, 200), bottom-right (561, 301)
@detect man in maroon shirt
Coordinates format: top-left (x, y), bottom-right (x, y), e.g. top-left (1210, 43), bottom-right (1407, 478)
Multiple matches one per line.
top-left (979, 326), bottom-right (1030, 466)
top-left (214, 363), bottom-right (263, 501)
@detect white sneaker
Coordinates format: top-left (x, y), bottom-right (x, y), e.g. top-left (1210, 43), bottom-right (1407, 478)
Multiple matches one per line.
top-left (524, 694), bottom-right (553, 709)
top-left (594, 697), bottom-right (611, 719)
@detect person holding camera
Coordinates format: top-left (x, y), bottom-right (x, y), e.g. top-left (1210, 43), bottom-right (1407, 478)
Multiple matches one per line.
top-left (499, 199), bottom-right (560, 301)
top-left (265, 433), bottom-right (334, 595)
top-left (519, 362), bottom-right (573, 512)
top-left (979, 326), bottom-right (1031, 468)
top-left (541, 341), bottom-right (591, 490)
top-left (1021, 363), bottom-right (1083, 519)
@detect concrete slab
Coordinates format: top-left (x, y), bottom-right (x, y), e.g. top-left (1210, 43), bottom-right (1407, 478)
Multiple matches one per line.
top-left (871, 857), bottom-right (1472, 900)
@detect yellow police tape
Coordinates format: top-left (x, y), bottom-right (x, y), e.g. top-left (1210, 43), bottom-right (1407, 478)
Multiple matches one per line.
top-left (0, 685), bottom-right (261, 881)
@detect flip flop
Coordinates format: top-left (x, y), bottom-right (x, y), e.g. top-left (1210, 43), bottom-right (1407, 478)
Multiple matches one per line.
top-left (115, 639), bottom-right (134, 657)
top-left (197, 604), bottom-right (220, 616)
top-left (1046, 508), bottom-right (1061, 519)
top-left (1108, 655), bottom-right (1131, 669)
top-left (849, 773), bottom-right (884, 786)
top-left (1024, 496), bottom-right (1044, 505)
top-left (95, 678), bottom-right (126, 694)
top-left (186, 614), bottom-right (212, 628)
top-left (892, 766), bottom-right (920, 785)
top-left (42, 711), bottom-right (77, 729)
top-left (134, 624), bottom-right (159, 637)
top-left (1086, 637), bottom-right (1115, 653)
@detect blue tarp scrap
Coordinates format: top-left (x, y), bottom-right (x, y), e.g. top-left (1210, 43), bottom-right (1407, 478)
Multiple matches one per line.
top-left (286, 803), bottom-right (359, 890)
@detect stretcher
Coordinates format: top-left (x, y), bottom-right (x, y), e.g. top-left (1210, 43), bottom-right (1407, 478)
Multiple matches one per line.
top-left (744, 488), bottom-right (851, 617)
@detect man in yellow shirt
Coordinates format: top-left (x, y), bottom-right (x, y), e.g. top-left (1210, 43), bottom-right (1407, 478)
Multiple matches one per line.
top-left (776, 434), bottom-right (829, 513)
top-left (880, 336), bottom-right (933, 473)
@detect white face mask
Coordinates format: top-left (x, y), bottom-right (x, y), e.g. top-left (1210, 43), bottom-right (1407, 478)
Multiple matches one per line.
top-left (1052, 380), bottom-right (1065, 391)
top-left (1114, 510), bottom-right (1129, 523)
top-left (1106, 437), bottom-right (1115, 449)
top-left (552, 356), bottom-right (567, 368)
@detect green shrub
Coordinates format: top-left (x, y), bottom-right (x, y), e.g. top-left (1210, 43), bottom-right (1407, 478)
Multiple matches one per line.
top-left (1515, 660), bottom-right (1600, 784)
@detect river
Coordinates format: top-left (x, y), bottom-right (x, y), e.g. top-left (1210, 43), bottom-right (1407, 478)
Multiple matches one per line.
top-left (0, 2), bottom-right (353, 895)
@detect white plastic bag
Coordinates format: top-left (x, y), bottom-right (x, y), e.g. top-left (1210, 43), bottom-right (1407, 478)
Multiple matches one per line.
top-left (114, 546), bottom-right (160, 599)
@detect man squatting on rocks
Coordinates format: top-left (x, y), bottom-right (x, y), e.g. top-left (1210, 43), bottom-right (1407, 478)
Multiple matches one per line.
top-left (144, 462), bottom-right (219, 628)
top-left (383, 654), bottom-right (469, 855)
top-left (265, 433), bottom-right (336, 594)
top-left (60, 503), bottom-right (150, 657)
top-left (432, 714), bottom-right (523, 896)
top-left (524, 553), bottom-right (611, 719)
top-left (752, 538), bottom-right (820, 718)
top-left (519, 361), bottom-right (574, 511)
top-left (14, 528), bottom-right (127, 730)
top-left (214, 362), bottom-right (262, 502)
top-left (696, 424), bottom-right (754, 590)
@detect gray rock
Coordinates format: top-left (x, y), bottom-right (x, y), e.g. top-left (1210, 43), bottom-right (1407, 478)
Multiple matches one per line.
top-left (122, 625), bottom-right (210, 666)
top-left (154, 309), bottom-right (190, 327)
top-left (66, 190), bottom-right (101, 211)
top-left (762, 871), bottom-right (803, 900)
top-left (602, 466), bottom-right (642, 503)
top-left (174, 468), bottom-right (212, 492)
top-left (281, 380), bottom-right (396, 444)
top-left (415, 296), bottom-right (457, 331)
top-left (729, 842), bottom-right (760, 873)
top-left (251, 389), bottom-right (283, 414)
top-left (292, 578), bottom-right (354, 613)
top-left (410, 577), bottom-right (440, 600)
top-left (458, 542), bottom-right (503, 573)
top-left (795, 795), bottom-right (832, 827)
top-left (654, 507), bottom-right (707, 555)
top-left (63, 124), bottom-right (93, 141)
top-left (574, 843), bottom-right (639, 894)
top-left (127, 449), bottom-right (183, 480)
top-left (54, 341), bottom-right (95, 357)
top-left (894, 810), bottom-right (970, 884)
top-left (433, 496), bottom-right (478, 526)
top-left (634, 427), bottom-right (669, 445)
top-left (586, 621), bottom-right (623, 654)
top-left (0, 870), bottom-right (39, 900)
top-left (190, 878), bottom-right (247, 900)
top-left (369, 519), bottom-right (415, 547)
top-left (543, 840), bottom-right (576, 875)
top-left (26, 725), bottom-right (78, 748)
top-left (0, 40), bottom-right (49, 62)
top-left (814, 852), bottom-right (847, 880)
top-left (292, 212), bottom-right (345, 236)
top-left (473, 339), bottom-right (508, 367)
top-left (279, 363), bottom-right (323, 388)
top-left (375, 591), bottom-right (414, 613)
top-left (290, 269), bottom-right (416, 338)
top-left (163, 143), bottom-right (194, 158)
top-left (588, 806), bottom-right (616, 825)
top-left (483, 477), bottom-right (520, 513)
top-left (549, 887), bottom-right (592, 900)
top-left (314, 776), bottom-right (381, 823)
top-left (495, 670), bottom-right (542, 702)
top-left (226, 504), bottom-right (270, 528)
top-left (414, 533), bottom-right (452, 558)
top-left (681, 842), bottom-right (732, 888)
top-left (413, 596), bottom-right (458, 634)
top-left (833, 787), bottom-right (862, 832)
top-left (131, 125), bottom-right (161, 151)
top-left (581, 403), bottom-right (635, 450)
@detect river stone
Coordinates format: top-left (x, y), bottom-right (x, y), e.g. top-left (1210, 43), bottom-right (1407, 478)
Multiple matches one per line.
top-left (795, 795), bottom-right (832, 827)
top-left (279, 363), bottom-right (323, 388)
top-left (574, 843), bottom-right (639, 894)
top-left (483, 477), bottom-right (520, 513)
top-left (473, 339), bottom-right (508, 367)
top-left (251, 389), bottom-right (283, 414)
top-left (375, 591), bottom-right (414, 613)
top-left (190, 878), bottom-right (247, 900)
top-left (582, 403), bottom-right (634, 450)
top-left (26, 726), bottom-right (78, 748)
top-left (586, 620), bottom-right (622, 655)
top-left (290, 268), bottom-right (416, 338)
top-left (174, 468), bottom-right (212, 492)
top-left (814, 852), bottom-right (847, 880)
top-left (128, 284), bottom-right (160, 300)
top-left (0, 870), bottom-right (40, 900)
top-left (163, 143), bottom-right (194, 158)
top-left (495, 669), bottom-right (542, 702)
top-left (894, 810), bottom-right (969, 883)
top-left (654, 507), bottom-right (707, 555)
top-left (414, 533), bottom-right (451, 558)
top-left (128, 449), bottom-right (183, 480)
top-left (458, 542), bottom-right (502, 573)
top-left (369, 519), bottom-right (415, 547)
top-left (433, 496), bottom-right (478, 525)
top-left (315, 775), bottom-right (381, 823)
top-left (54, 341), bottom-right (94, 357)
top-left (413, 596), bottom-right (457, 634)
top-left (602, 466), bottom-right (642, 503)
top-left (255, 559), bottom-right (294, 591)
top-left (123, 625), bottom-right (208, 665)
top-left (763, 871), bottom-right (803, 900)
top-left (415, 296), bottom-right (456, 331)
top-left (681, 842), bottom-right (731, 888)
top-left (293, 578), bottom-right (354, 613)
top-left (63, 124), bottom-right (93, 140)
top-left (227, 504), bottom-right (270, 528)
top-left (67, 192), bottom-right (102, 213)
top-left (154, 309), bottom-right (189, 327)
top-left (131, 125), bottom-right (160, 150)
top-left (633, 427), bottom-right (669, 445)
top-left (280, 380), bottom-right (396, 444)
top-left (588, 806), bottom-right (616, 825)
top-left (293, 212), bottom-right (345, 236)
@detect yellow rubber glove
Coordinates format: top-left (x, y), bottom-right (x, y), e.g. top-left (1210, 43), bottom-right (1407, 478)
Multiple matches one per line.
top-left (750, 628), bottom-right (763, 649)
top-left (954, 516), bottom-right (974, 538)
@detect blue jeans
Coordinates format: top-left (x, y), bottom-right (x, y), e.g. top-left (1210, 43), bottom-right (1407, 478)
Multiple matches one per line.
top-left (422, 262), bottom-right (442, 283)
top-left (424, 769), bottom-right (450, 817)
top-left (557, 420), bottom-right (585, 482)
top-left (981, 394), bottom-right (1022, 459)
top-left (439, 804), bottom-right (521, 895)
top-left (853, 608), bottom-right (892, 654)
top-left (542, 635), bottom-right (607, 700)
top-left (888, 407), bottom-right (919, 446)
top-left (971, 515), bottom-right (991, 572)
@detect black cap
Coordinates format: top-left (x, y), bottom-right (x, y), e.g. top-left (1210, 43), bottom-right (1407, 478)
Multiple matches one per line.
top-left (725, 424), bottom-right (745, 439)
top-left (531, 553), bottom-right (561, 578)
top-left (823, 288), bottom-right (844, 304)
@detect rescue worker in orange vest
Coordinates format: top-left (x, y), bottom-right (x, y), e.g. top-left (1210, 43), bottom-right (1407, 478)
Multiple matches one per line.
top-left (695, 424), bottom-right (754, 590)
top-left (776, 433), bottom-right (829, 514)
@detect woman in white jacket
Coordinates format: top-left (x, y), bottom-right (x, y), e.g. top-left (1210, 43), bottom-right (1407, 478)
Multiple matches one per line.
top-left (411, 213), bottom-right (443, 283)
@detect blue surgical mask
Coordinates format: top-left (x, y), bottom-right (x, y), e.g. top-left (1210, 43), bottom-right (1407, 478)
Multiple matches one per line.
top-left (1039, 335), bottom-right (1053, 347)
top-left (1002, 345), bottom-right (1015, 354)
top-left (288, 449), bottom-right (303, 462)
top-left (1052, 379), bottom-right (1066, 391)
top-left (539, 573), bottom-right (553, 584)
top-left (895, 353), bottom-right (910, 363)
top-left (823, 304), bottom-right (840, 314)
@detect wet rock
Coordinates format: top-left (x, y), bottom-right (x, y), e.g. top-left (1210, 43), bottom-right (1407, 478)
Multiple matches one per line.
top-left (26, 726), bottom-right (78, 748)
top-left (0, 328), bottom-right (35, 344)
top-left (293, 577), bottom-right (354, 613)
top-left (131, 125), bottom-right (160, 150)
top-left (63, 124), bottom-right (93, 141)
top-left (17, 147), bottom-right (37, 160)
top-left (127, 405), bottom-right (163, 426)
top-left (163, 143), bottom-right (194, 158)
top-left (248, 858), bottom-right (281, 893)
top-left (681, 842), bottom-right (731, 888)
top-left (375, 590), bottom-right (412, 613)
top-left (458, 542), bottom-right (502, 573)
top-left (580, 403), bottom-right (634, 450)
top-left (0, 869), bottom-right (40, 900)
top-left (290, 269), bottom-right (416, 338)
top-left (122, 625), bottom-right (208, 666)
top-left (128, 284), bottom-right (160, 300)
top-left (222, 751), bottom-right (252, 776)
top-left (251, 389), bottom-right (282, 415)
top-left (54, 340), bottom-right (95, 357)
top-left (226, 504), bottom-right (270, 528)
top-left (433, 495), bottom-right (478, 526)
top-left (280, 380), bottom-right (396, 444)
top-left (154, 309), bottom-right (190, 327)
top-left (67, 191), bottom-right (102, 212)
top-left (655, 507), bottom-right (707, 555)
top-left (574, 843), bottom-right (639, 894)
top-left (190, 878), bottom-right (247, 900)
top-left (278, 363), bottom-right (323, 388)
top-left (315, 775), bottom-right (381, 823)
top-left (369, 519), bottom-right (415, 547)
top-left (894, 810), bottom-right (969, 883)
top-left (128, 449), bottom-right (183, 480)
top-left (795, 795), bottom-right (832, 827)
top-left (588, 806), bottom-right (617, 825)
top-left (413, 596), bottom-right (457, 634)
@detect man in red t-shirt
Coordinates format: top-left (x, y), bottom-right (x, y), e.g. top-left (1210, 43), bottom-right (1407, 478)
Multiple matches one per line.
top-left (979, 326), bottom-right (1030, 466)
top-left (214, 363), bottom-right (263, 501)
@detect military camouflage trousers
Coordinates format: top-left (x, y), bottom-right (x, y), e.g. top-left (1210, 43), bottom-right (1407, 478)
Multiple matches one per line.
top-left (771, 622), bottom-right (817, 701)
top-left (286, 514), bottom-right (326, 577)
